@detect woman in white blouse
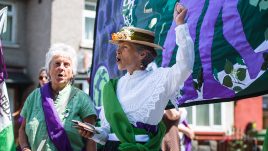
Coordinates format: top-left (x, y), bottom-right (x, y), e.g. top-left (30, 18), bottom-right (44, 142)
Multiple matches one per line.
top-left (78, 3), bottom-right (195, 151)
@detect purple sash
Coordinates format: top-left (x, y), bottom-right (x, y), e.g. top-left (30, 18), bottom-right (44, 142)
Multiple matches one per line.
top-left (40, 83), bottom-right (73, 151)
top-left (136, 122), bottom-right (158, 134)
top-left (182, 120), bottom-right (192, 151)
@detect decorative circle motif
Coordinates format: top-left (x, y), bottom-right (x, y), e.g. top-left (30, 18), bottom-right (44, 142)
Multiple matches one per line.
top-left (93, 66), bottom-right (110, 107)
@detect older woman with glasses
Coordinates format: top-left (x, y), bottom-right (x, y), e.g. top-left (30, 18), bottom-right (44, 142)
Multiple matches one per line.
top-left (19, 43), bottom-right (97, 151)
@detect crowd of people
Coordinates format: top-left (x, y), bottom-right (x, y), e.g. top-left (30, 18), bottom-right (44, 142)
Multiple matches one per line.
top-left (17, 3), bottom-right (196, 151)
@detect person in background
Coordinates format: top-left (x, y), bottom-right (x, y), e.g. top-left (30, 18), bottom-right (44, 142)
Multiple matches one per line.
top-left (38, 67), bottom-right (49, 87)
top-left (244, 122), bottom-right (260, 151)
top-left (18, 43), bottom-right (97, 151)
top-left (78, 3), bottom-right (195, 150)
top-left (161, 109), bottom-right (181, 151)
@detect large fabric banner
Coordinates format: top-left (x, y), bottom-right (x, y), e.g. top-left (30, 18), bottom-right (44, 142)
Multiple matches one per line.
top-left (0, 44), bottom-right (15, 150)
top-left (90, 0), bottom-right (268, 108)
top-left (0, 80), bottom-right (15, 151)
top-left (0, 7), bottom-right (16, 151)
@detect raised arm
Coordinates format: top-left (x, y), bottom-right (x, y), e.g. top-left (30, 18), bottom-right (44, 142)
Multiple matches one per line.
top-left (165, 3), bottom-right (195, 98)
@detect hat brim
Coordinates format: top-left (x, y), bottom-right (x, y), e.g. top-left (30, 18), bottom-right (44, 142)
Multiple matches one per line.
top-left (109, 39), bottom-right (163, 50)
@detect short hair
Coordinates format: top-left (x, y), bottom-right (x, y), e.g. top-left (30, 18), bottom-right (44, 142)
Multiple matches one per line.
top-left (45, 43), bottom-right (77, 75)
top-left (38, 67), bottom-right (47, 76)
top-left (134, 43), bottom-right (157, 70)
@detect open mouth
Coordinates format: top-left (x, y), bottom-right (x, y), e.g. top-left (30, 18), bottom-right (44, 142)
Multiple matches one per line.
top-left (116, 57), bottom-right (121, 63)
top-left (58, 73), bottom-right (64, 78)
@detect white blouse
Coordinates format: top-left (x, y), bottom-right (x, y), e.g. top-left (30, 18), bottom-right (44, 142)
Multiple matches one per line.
top-left (92, 24), bottom-right (195, 144)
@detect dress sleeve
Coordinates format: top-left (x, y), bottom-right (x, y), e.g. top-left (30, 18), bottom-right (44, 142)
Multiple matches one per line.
top-left (20, 89), bottom-right (37, 120)
top-left (20, 97), bottom-right (30, 119)
top-left (79, 92), bottom-right (97, 119)
top-left (91, 106), bottom-right (110, 145)
top-left (165, 23), bottom-right (195, 99)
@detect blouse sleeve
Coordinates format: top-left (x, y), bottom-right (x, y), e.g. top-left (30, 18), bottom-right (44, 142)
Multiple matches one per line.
top-left (165, 23), bottom-right (195, 99)
top-left (91, 106), bottom-right (110, 145)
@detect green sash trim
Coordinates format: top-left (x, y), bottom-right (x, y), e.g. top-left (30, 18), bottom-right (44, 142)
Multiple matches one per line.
top-left (102, 79), bottom-right (166, 151)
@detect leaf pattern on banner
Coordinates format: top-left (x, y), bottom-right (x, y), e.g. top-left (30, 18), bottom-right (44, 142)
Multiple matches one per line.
top-left (222, 59), bottom-right (248, 92)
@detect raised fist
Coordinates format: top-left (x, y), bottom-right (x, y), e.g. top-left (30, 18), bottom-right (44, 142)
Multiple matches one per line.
top-left (173, 3), bottom-right (188, 25)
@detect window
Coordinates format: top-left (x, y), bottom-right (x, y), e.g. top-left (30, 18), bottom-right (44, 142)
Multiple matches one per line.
top-left (185, 102), bottom-right (230, 132)
top-left (81, 0), bottom-right (96, 48)
top-left (0, 2), bottom-right (16, 44)
top-left (263, 95), bottom-right (268, 110)
top-left (77, 49), bottom-right (91, 73)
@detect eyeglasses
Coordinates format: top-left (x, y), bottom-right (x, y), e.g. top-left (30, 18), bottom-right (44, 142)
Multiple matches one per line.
top-left (39, 76), bottom-right (48, 80)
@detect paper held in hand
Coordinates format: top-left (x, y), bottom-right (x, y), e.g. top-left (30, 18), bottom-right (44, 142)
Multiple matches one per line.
top-left (72, 120), bottom-right (99, 134)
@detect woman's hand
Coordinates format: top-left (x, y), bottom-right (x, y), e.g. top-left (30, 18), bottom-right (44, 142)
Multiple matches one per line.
top-left (80, 115), bottom-right (97, 151)
top-left (173, 3), bottom-right (188, 25)
top-left (178, 124), bottom-right (195, 140)
top-left (78, 115), bottom-right (97, 139)
top-left (77, 127), bottom-right (95, 139)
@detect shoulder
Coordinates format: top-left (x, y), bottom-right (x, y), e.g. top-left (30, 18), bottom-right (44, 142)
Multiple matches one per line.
top-left (147, 67), bottom-right (169, 81)
top-left (70, 86), bottom-right (95, 105)
top-left (26, 88), bottom-right (41, 101)
top-left (145, 67), bottom-right (169, 76)
top-left (71, 86), bottom-right (89, 99)
top-left (153, 67), bottom-right (169, 72)
top-left (70, 87), bottom-right (96, 116)
top-left (21, 88), bottom-right (41, 116)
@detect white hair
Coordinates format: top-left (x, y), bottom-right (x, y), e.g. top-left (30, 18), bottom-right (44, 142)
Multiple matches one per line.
top-left (45, 43), bottom-right (77, 75)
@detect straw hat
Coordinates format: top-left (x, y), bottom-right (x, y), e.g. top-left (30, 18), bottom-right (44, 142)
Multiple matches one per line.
top-left (109, 26), bottom-right (162, 50)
